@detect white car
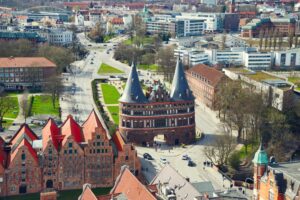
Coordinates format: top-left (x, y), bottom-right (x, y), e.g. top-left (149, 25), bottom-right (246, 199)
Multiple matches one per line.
top-left (160, 158), bottom-right (168, 164)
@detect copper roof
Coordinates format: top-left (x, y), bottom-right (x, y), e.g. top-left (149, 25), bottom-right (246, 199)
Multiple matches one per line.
top-left (0, 57), bottom-right (56, 68)
top-left (186, 64), bottom-right (224, 87)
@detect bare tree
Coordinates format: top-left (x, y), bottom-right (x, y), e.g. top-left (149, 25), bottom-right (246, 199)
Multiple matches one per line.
top-left (0, 94), bottom-right (15, 131)
top-left (203, 124), bottom-right (236, 166)
top-left (278, 33), bottom-right (283, 50)
top-left (43, 76), bottom-right (62, 109)
top-left (294, 35), bottom-right (299, 48)
top-left (156, 46), bottom-right (176, 82)
top-left (273, 29), bottom-right (278, 50)
top-left (259, 29), bottom-right (264, 51)
top-left (20, 90), bottom-right (29, 123)
top-left (288, 33), bottom-right (294, 49)
top-left (264, 29), bottom-right (269, 50)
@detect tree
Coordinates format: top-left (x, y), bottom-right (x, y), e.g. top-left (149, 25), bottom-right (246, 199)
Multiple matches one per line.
top-left (156, 46), bottom-right (176, 82)
top-left (38, 45), bottom-right (74, 73)
top-left (273, 29), bottom-right (278, 50)
top-left (88, 22), bottom-right (106, 43)
top-left (221, 30), bottom-right (226, 50)
top-left (268, 28), bottom-right (274, 49)
top-left (20, 90), bottom-right (29, 123)
top-left (278, 33), bottom-right (283, 50)
top-left (141, 53), bottom-right (155, 66)
top-left (294, 35), bottom-right (299, 48)
top-left (0, 94), bottom-right (15, 131)
top-left (43, 76), bottom-right (62, 109)
top-left (203, 125), bottom-right (236, 166)
top-left (264, 29), bottom-right (269, 50)
top-left (288, 33), bottom-right (294, 49)
top-left (259, 29), bottom-right (264, 51)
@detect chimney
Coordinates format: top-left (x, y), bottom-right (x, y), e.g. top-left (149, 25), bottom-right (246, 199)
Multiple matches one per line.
top-left (40, 190), bottom-right (57, 200)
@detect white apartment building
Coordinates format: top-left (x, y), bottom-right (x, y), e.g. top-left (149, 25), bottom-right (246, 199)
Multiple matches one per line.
top-left (180, 13), bottom-right (223, 32)
top-left (75, 14), bottom-right (84, 26)
top-left (175, 16), bottom-right (206, 37)
top-left (39, 29), bottom-right (73, 46)
top-left (274, 48), bottom-right (300, 69)
top-left (243, 51), bottom-right (272, 70)
top-left (175, 48), bottom-right (209, 66)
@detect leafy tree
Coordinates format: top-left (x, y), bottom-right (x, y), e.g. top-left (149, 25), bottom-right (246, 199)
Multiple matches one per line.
top-left (88, 22), bottom-right (106, 43)
top-left (0, 95), bottom-right (15, 131)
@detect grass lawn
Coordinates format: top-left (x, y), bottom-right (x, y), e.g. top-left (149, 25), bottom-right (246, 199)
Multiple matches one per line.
top-left (245, 72), bottom-right (281, 81)
top-left (123, 36), bottom-right (154, 46)
top-left (30, 95), bottom-right (59, 116)
top-left (3, 187), bottom-right (111, 200)
top-left (288, 77), bottom-right (300, 85)
top-left (3, 96), bottom-right (19, 119)
top-left (138, 64), bottom-right (159, 71)
top-left (98, 63), bottom-right (123, 74)
top-left (101, 84), bottom-right (120, 104)
top-left (107, 106), bottom-right (119, 125)
top-left (238, 143), bottom-right (259, 160)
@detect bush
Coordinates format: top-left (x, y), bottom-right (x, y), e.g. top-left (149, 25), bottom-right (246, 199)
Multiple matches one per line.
top-left (228, 151), bottom-right (241, 171)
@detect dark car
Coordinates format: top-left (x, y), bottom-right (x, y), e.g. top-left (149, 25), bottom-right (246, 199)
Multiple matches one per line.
top-left (143, 153), bottom-right (153, 160)
top-left (188, 160), bottom-right (196, 167)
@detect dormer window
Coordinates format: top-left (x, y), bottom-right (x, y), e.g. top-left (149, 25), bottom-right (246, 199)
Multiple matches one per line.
top-left (21, 153), bottom-right (26, 161)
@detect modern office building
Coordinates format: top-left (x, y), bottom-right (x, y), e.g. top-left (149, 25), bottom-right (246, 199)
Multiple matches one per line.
top-left (119, 59), bottom-right (196, 146)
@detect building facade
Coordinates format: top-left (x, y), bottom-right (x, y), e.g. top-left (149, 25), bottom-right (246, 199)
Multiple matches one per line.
top-left (119, 60), bottom-right (196, 146)
top-left (253, 144), bottom-right (300, 200)
top-left (0, 57), bottom-right (57, 90)
top-left (0, 111), bottom-right (140, 197)
top-left (39, 29), bottom-right (73, 46)
top-left (186, 64), bottom-right (225, 109)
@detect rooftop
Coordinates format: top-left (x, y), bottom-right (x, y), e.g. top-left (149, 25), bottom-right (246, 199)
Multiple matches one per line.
top-left (270, 162), bottom-right (300, 181)
top-left (0, 57), bottom-right (56, 68)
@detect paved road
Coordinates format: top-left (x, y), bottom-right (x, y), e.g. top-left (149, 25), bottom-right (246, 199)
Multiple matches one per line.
top-left (60, 33), bottom-right (252, 199)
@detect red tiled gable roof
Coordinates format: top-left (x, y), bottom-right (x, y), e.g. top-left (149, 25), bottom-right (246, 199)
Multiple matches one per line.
top-left (186, 64), bottom-right (224, 87)
top-left (42, 118), bottom-right (64, 151)
top-left (0, 57), bottom-right (56, 68)
top-left (111, 167), bottom-right (156, 200)
top-left (9, 124), bottom-right (38, 146)
top-left (61, 115), bottom-right (83, 145)
top-left (10, 136), bottom-right (38, 164)
top-left (110, 18), bottom-right (124, 25)
top-left (79, 185), bottom-right (98, 200)
top-left (112, 131), bottom-right (125, 151)
top-left (82, 110), bottom-right (106, 141)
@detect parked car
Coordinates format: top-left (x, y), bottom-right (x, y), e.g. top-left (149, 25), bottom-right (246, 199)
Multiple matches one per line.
top-left (160, 157), bottom-right (168, 164)
top-left (188, 160), bottom-right (196, 167)
top-left (182, 154), bottom-right (189, 160)
top-left (143, 153), bottom-right (153, 160)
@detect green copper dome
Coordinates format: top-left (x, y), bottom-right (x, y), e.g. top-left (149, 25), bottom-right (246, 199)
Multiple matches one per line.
top-left (252, 143), bottom-right (268, 165)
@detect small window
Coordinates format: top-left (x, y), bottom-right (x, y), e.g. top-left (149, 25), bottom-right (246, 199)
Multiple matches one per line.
top-left (125, 156), bottom-right (129, 160)
top-left (69, 149), bottom-right (72, 154)
top-left (74, 150), bottom-right (77, 154)
top-left (97, 142), bottom-right (100, 146)
top-left (21, 153), bottom-right (26, 161)
top-left (96, 135), bottom-right (100, 139)
top-left (97, 149), bottom-right (100, 153)
top-left (68, 142), bottom-right (72, 148)
top-left (64, 150), bottom-right (67, 154)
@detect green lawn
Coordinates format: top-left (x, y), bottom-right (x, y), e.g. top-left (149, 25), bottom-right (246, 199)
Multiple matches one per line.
top-left (98, 63), bottom-right (123, 74)
top-left (3, 96), bottom-right (19, 119)
top-left (123, 36), bottom-right (154, 46)
top-left (30, 95), bottom-right (59, 116)
top-left (101, 84), bottom-right (120, 104)
top-left (288, 77), bottom-right (300, 84)
top-left (2, 187), bottom-right (111, 200)
top-left (138, 64), bottom-right (159, 71)
top-left (238, 143), bottom-right (258, 160)
top-left (107, 106), bottom-right (119, 125)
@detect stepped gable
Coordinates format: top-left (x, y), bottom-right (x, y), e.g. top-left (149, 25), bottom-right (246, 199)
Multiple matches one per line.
top-left (10, 138), bottom-right (38, 164)
top-left (119, 62), bottom-right (148, 103)
top-left (110, 166), bottom-right (156, 200)
top-left (82, 110), bottom-right (109, 141)
top-left (9, 123), bottom-right (38, 146)
top-left (112, 131), bottom-right (125, 151)
top-left (170, 58), bottom-right (194, 101)
top-left (42, 118), bottom-right (64, 151)
top-left (60, 115), bottom-right (83, 145)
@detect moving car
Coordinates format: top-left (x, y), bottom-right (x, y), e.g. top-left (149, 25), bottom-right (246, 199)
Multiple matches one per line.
top-left (160, 157), bottom-right (168, 164)
top-left (182, 154), bottom-right (189, 160)
top-left (188, 160), bottom-right (196, 167)
top-left (143, 153), bottom-right (153, 160)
